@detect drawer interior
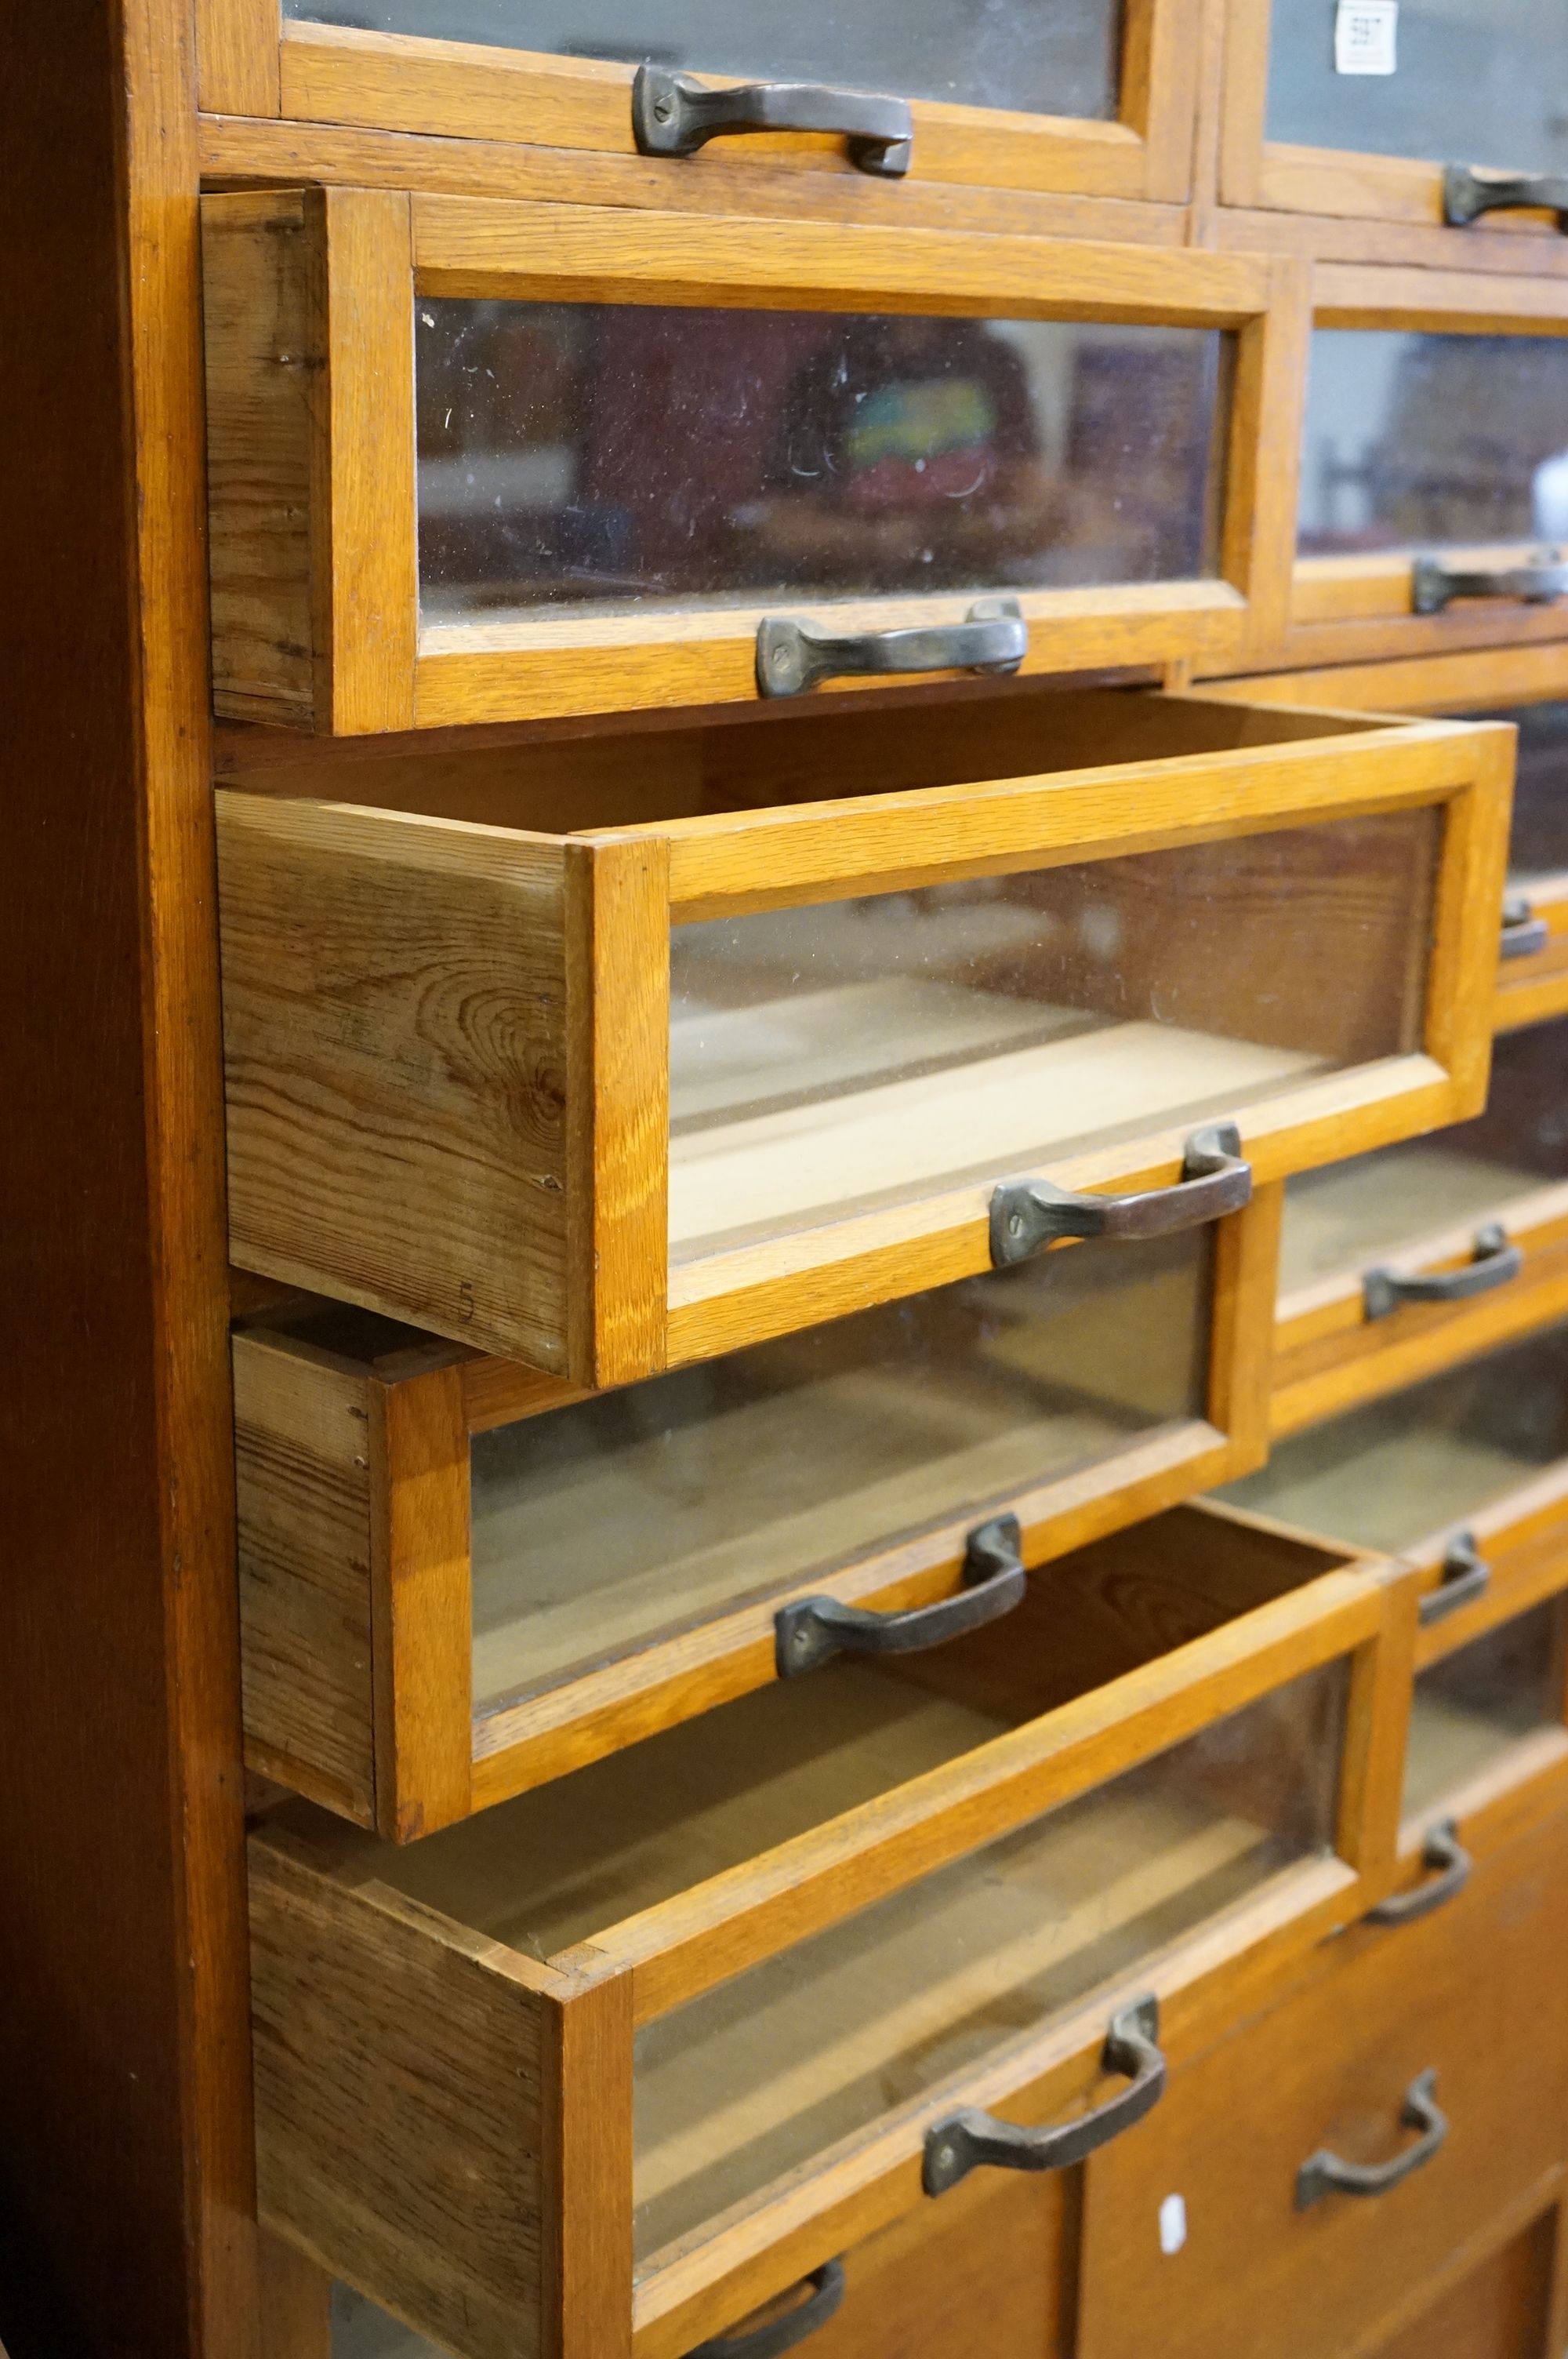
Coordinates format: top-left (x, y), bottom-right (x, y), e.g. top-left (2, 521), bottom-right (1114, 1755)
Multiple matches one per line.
top-left (1279, 1018), bottom-right (1568, 1294)
top-left (1268, 3), bottom-right (1562, 174)
top-left (1404, 1597), bottom-right (1568, 1823)
top-left (1221, 1321), bottom-right (1568, 1555)
top-left (469, 1225), bottom-right (1210, 1710)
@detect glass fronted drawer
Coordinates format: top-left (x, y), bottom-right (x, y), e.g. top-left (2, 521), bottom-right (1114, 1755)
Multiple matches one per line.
top-left (216, 0), bottom-right (1204, 212)
top-left (216, 686), bottom-right (1509, 1381)
top-left (236, 1198), bottom-right (1275, 1837)
top-left (250, 1499), bottom-right (1399, 2359)
top-left (201, 189), bottom-right (1308, 732)
top-left (1292, 305), bottom-right (1568, 666)
top-left (1273, 1019), bottom-right (1568, 1433)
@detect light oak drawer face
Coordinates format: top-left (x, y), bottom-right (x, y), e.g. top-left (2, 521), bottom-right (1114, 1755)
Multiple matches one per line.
top-left (1273, 1019), bottom-right (1568, 1431)
top-left (1294, 327), bottom-right (1568, 653)
top-left (1077, 1810), bottom-right (1568, 2359)
top-left (251, 1504), bottom-right (1392, 2358)
top-left (238, 1213), bottom-right (1279, 1837)
top-left (216, 689), bottom-right (1510, 1383)
top-left (201, 191), bottom-right (1306, 731)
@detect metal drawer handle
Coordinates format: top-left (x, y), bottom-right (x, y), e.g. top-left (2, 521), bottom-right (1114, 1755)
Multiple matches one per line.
top-left (633, 66), bottom-right (913, 176)
top-left (1412, 551), bottom-right (1568, 614)
top-left (688, 2262), bottom-right (847, 2359)
top-left (1368, 1820), bottom-right (1473, 1926)
top-left (1444, 165), bottom-right (1568, 231)
top-left (1417, 1534), bottom-right (1492, 1629)
top-left (924, 1997), bottom-right (1164, 2197)
top-left (1363, 1223), bottom-right (1521, 1321)
top-left (1501, 892), bottom-right (1550, 961)
top-left (757, 598), bottom-right (1026, 698)
top-left (1296, 2070), bottom-right (1448, 2210)
top-left (775, 1513), bottom-right (1025, 1679)
top-left (991, 1122), bottom-right (1251, 1269)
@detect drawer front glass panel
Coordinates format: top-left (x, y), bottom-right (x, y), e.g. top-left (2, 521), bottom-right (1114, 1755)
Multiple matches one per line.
top-left (417, 302), bottom-right (1229, 622)
top-left (472, 1226), bottom-right (1209, 1710)
top-left (286, 0), bottom-right (1124, 122)
top-left (670, 809), bottom-right (1439, 1259)
top-left (1298, 331), bottom-right (1568, 558)
top-left (1279, 1017), bottom-right (1568, 1294)
top-left (630, 1663), bottom-right (1347, 2260)
top-left (1474, 700), bottom-right (1568, 883)
top-left (1266, 0), bottom-right (1568, 176)
top-left (1221, 1321), bottom-right (1568, 1554)
top-left (1404, 1598), bottom-right (1566, 1819)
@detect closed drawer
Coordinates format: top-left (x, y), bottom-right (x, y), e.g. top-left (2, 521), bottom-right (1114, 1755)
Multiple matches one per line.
top-left (237, 1193), bottom-right (1277, 1837)
top-left (201, 189), bottom-right (1308, 732)
top-left (216, 687), bottom-right (1508, 1379)
top-left (1273, 1019), bottom-right (1568, 1433)
top-left (1077, 1805), bottom-right (1568, 2359)
top-left (234, 1), bottom-right (1198, 213)
top-left (1370, 2208), bottom-right (1563, 2359)
top-left (250, 1499), bottom-right (1404, 2359)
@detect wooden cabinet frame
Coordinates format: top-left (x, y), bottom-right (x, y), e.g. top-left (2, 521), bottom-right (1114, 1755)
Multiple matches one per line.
top-left (249, 1519), bottom-right (1414, 2359)
top-left (234, 1183), bottom-right (1278, 1838)
top-left (201, 187), bottom-right (1309, 734)
top-left (196, 0), bottom-right (1204, 209)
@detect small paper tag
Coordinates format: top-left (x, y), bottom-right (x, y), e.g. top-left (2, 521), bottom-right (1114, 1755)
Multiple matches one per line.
top-left (1336, 0), bottom-right (1398, 75)
top-left (1160, 2194), bottom-right (1189, 2256)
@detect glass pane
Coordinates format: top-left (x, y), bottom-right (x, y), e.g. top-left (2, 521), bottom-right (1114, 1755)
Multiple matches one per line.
top-left (285, 0), bottom-right (1124, 122)
top-left (1219, 1322), bottom-right (1568, 1555)
top-left (1475, 700), bottom-right (1568, 883)
top-left (1298, 329), bottom-right (1568, 557)
top-left (417, 303), bottom-right (1229, 621)
top-left (1404, 1600), bottom-right (1565, 1820)
top-left (631, 1664), bottom-right (1346, 2258)
top-left (332, 2288), bottom-right (440, 2357)
top-left (1279, 1017), bottom-right (1568, 1292)
top-left (670, 808), bottom-right (1439, 1259)
top-left (1266, 0), bottom-right (1568, 174)
top-left (472, 1226), bottom-right (1209, 1710)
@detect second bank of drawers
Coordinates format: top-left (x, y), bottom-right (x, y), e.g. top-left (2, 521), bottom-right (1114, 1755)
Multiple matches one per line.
top-left (216, 685), bottom-right (1509, 1383)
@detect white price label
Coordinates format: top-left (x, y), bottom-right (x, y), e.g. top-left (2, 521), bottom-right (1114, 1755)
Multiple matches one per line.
top-left (1160, 2193), bottom-right (1189, 2255)
top-left (1336, 0), bottom-right (1398, 75)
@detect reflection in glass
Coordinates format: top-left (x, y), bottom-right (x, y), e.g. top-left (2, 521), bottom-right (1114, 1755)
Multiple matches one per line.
top-left (1298, 329), bottom-right (1568, 556)
top-left (417, 302), bottom-right (1229, 619)
top-left (1476, 700), bottom-right (1568, 882)
top-left (631, 1664), bottom-right (1345, 2255)
top-left (1219, 1323), bottom-right (1568, 1555)
top-left (1279, 1018), bottom-right (1568, 1293)
top-left (471, 1227), bottom-right (1209, 1707)
top-left (1267, 0), bottom-right (1568, 175)
top-left (668, 809), bottom-right (1437, 1258)
top-left (332, 2288), bottom-right (441, 2357)
top-left (285, 0), bottom-right (1123, 122)
top-left (1404, 1600), bottom-right (1566, 1820)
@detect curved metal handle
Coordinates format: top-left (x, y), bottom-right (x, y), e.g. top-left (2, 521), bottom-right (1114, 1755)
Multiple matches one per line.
top-left (1501, 892), bottom-right (1551, 961)
top-left (1445, 165), bottom-right (1568, 231)
top-left (991, 1122), bottom-right (1251, 1269)
top-left (757, 598), bottom-right (1026, 698)
top-left (924, 1997), bottom-right (1164, 2197)
top-left (1296, 2070), bottom-right (1448, 2209)
top-left (1412, 551), bottom-right (1568, 613)
top-left (1368, 1821), bottom-right (1473, 1926)
top-left (1363, 1223), bottom-right (1521, 1321)
top-left (776, 1514), bottom-right (1025, 1679)
top-left (688, 2263), bottom-right (847, 2359)
top-left (1417, 1533), bottom-right (1492, 1629)
top-left (634, 66), bottom-right (912, 176)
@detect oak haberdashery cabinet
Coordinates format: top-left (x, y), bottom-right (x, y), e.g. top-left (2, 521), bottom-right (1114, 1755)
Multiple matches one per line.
top-left (12, 6), bottom-right (1568, 2359)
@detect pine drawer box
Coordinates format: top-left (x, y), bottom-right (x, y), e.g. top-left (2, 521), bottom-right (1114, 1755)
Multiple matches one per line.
top-left (1272, 1019), bottom-right (1568, 1434)
top-left (215, 687), bottom-right (1511, 1383)
top-left (249, 1501), bottom-right (1410, 2359)
top-left (1077, 1804), bottom-right (1568, 2359)
top-left (236, 1179), bottom-right (1278, 1837)
top-left (200, 187), bottom-right (1308, 732)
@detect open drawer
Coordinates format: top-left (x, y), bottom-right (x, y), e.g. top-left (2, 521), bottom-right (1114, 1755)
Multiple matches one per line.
top-left (249, 1500), bottom-right (1406, 2359)
top-left (235, 1188), bottom-right (1276, 1837)
top-left (1272, 1019), bottom-right (1568, 1434)
top-left (216, 686), bottom-right (1509, 1380)
top-left (201, 188), bottom-right (1308, 732)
